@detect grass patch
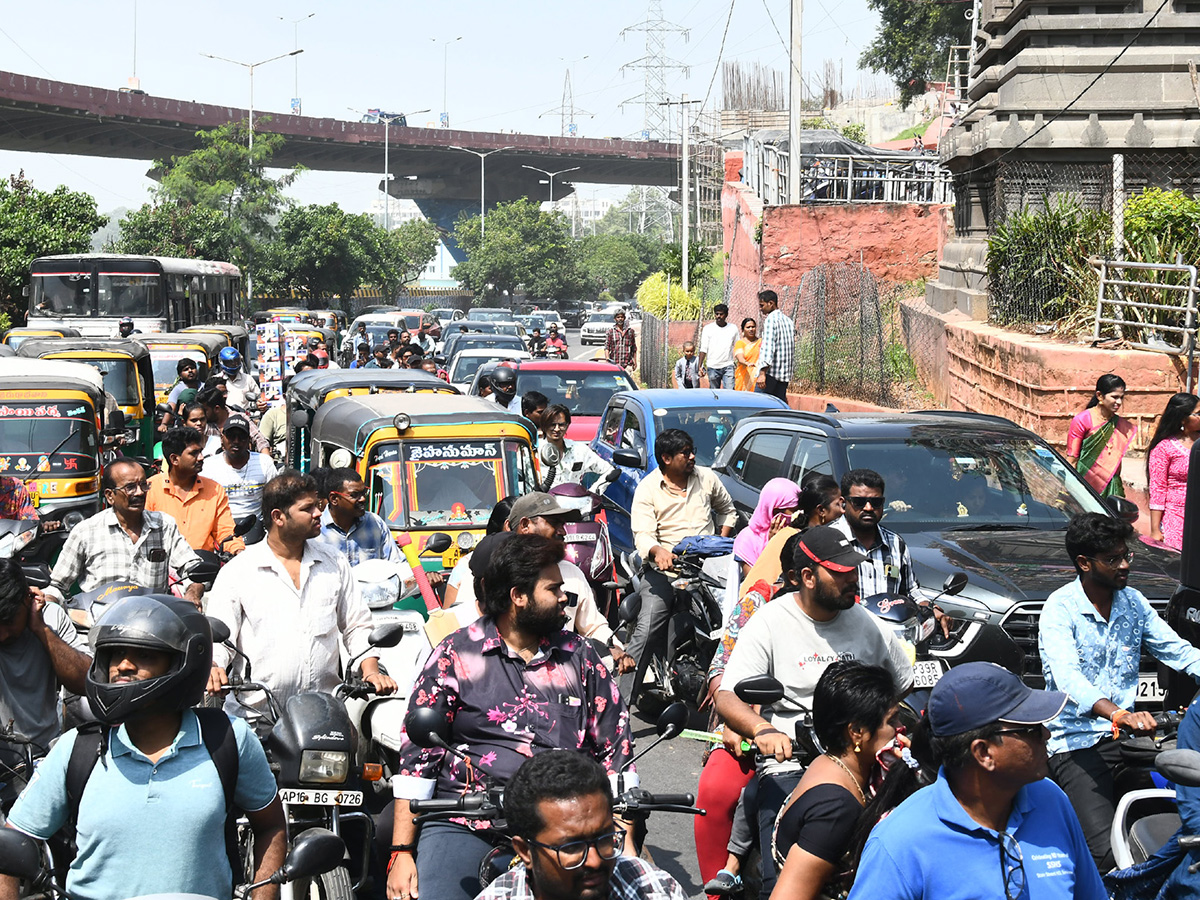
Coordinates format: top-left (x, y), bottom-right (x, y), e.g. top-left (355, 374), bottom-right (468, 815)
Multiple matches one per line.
top-left (889, 120), bottom-right (934, 142)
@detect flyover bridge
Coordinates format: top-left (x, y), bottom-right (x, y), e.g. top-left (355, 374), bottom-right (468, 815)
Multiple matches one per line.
top-left (0, 70), bottom-right (680, 242)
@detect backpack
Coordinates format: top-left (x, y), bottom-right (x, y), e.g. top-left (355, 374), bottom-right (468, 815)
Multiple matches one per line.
top-left (65, 707), bottom-right (243, 885)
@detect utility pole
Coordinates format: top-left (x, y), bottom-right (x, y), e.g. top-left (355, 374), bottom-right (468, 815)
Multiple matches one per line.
top-left (788, 0), bottom-right (803, 204)
top-left (661, 95), bottom-right (702, 291)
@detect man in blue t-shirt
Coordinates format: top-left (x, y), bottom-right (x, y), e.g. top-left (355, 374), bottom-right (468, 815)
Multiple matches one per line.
top-left (849, 662), bottom-right (1106, 900)
top-left (1, 595), bottom-right (285, 900)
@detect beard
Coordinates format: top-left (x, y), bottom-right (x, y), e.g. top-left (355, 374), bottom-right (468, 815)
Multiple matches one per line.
top-left (813, 574), bottom-right (857, 612)
top-left (516, 599), bottom-right (568, 637)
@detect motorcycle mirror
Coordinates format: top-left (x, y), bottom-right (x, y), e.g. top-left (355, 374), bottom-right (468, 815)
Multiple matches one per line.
top-left (156, 403), bottom-right (173, 416)
top-left (208, 617), bottom-right (231, 644)
top-left (405, 706), bottom-right (455, 751)
top-left (424, 532), bottom-right (453, 555)
top-left (941, 573), bottom-right (968, 597)
top-left (369, 622), bottom-right (407, 649)
top-left (289, 410), bottom-right (308, 429)
top-left (540, 442), bottom-right (563, 467)
top-left (618, 593), bottom-right (642, 624)
top-left (0, 828), bottom-right (43, 880)
top-left (1155, 749), bottom-right (1200, 787)
top-left (20, 562), bottom-right (51, 589)
top-left (107, 409), bottom-right (126, 431)
top-left (656, 702), bottom-right (689, 739)
top-left (189, 559), bottom-right (220, 583)
top-left (734, 675), bottom-right (786, 706)
top-left (270, 828), bottom-right (346, 884)
top-left (234, 515), bottom-right (258, 537)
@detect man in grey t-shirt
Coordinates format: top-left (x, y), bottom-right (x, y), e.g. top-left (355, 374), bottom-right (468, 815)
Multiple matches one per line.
top-left (0, 559), bottom-right (90, 775)
top-left (716, 524), bottom-right (913, 899)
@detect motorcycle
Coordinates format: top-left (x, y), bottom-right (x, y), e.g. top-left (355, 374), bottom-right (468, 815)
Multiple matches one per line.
top-left (214, 617), bottom-right (407, 899)
top-left (620, 536), bottom-right (733, 713)
top-left (404, 700), bottom-right (704, 888)
top-left (0, 822), bottom-right (347, 900)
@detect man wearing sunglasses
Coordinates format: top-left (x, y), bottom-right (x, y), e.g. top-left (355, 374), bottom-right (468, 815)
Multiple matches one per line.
top-left (832, 468), bottom-right (917, 597)
top-left (1039, 513), bottom-right (1200, 869)
top-left (849, 662), bottom-right (1104, 900)
top-left (474, 750), bottom-right (687, 900)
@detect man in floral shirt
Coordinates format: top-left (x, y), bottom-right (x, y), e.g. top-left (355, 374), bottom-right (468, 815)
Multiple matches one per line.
top-left (387, 534), bottom-right (636, 900)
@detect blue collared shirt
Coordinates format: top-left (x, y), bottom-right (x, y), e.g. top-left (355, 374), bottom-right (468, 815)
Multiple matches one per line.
top-left (1039, 578), bottom-right (1200, 754)
top-left (317, 507), bottom-right (403, 566)
top-left (848, 770), bottom-right (1105, 900)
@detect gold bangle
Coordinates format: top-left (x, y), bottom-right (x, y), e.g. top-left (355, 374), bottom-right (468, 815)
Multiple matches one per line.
top-left (752, 721), bottom-right (776, 736)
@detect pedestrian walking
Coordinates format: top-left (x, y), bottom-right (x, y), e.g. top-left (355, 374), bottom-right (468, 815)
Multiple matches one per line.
top-left (673, 342), bottom-right (701, 389)
top-left (733, 318), bottom-right (760, 392)
top-left (699, 303), bottom-right (738, 389)
top-left (1065, 374), bottom-right (1135, 497)
top-left (1146, 391), bottom-right (1200, 548)
top-left (605, 309), bottom-right (638, 375)
top-left (754, 290), bottom-right (795, 402)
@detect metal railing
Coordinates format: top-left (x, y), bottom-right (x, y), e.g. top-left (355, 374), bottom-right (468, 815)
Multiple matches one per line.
top-left (742, 135), bottom-right (952, 207)
top-left (1092, 257), bottom-right (1200, 389)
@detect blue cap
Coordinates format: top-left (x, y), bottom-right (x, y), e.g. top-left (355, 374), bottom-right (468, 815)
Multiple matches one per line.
top-left (927, 662), bottom-right (1067, 737)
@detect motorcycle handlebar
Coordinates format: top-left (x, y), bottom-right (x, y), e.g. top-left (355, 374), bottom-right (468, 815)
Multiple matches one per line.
top-left (409, 794), bottom-right (495, 814)
top-left (637, 792), bottom-right (695, 807)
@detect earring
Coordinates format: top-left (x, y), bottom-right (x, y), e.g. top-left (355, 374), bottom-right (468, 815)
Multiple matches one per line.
top-left (854, 741), bottom-right (861, 753)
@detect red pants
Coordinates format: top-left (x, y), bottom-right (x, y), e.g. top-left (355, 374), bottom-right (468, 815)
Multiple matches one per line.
top-left (694, 747), bottom-right (756, 896)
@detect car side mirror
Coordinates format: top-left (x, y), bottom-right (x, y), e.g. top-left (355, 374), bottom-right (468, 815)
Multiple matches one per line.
top-left (612, 448), bottom-right (643, 469)
top-left (1104, 495), bottom-right (1140, 524)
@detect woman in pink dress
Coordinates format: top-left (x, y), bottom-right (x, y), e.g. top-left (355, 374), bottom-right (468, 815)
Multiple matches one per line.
top-left (1146, 392), bottom-right (1200, 550)
top-left (1065, 374), bottom-right (1137, 497)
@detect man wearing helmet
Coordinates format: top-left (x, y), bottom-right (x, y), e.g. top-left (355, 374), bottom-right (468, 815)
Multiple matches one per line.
top-left (2, 594), bottom-right (287, 900)
top-left (111, 316), bottom-right (139, 339)
top-left (487, 363), bottom-right (519, 411)
top-left (217, 347), bottom-right (263, 413)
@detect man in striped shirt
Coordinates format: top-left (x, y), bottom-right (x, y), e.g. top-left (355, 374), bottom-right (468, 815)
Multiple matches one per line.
top-left (754, 290), bottom-right (795, 402)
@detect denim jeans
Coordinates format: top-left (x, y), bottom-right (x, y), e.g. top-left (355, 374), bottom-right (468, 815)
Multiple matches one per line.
top-left (415, 820), bottom-right (514, 900)
top-left (707, 365), bottom-right (735, 389)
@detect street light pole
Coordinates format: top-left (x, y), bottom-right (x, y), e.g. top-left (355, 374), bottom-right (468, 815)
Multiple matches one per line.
top-left (350, 107), bottom-right (429, 231)
top-left (431, 36), bottom-right (462, 127)
top-left (279, 13), bottom-right (315, 109)
top-left (450, 146), bottom-right (512, 239)
top-left (201, 49), bottom-right (303, 153)
top-left (521, 165), bottom-right (580, 206)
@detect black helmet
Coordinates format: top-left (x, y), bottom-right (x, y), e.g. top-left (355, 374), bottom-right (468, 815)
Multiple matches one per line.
top-left (85, 594), bottom-right (214, 725)
top-left (489, 364), bottom-right (517, 396)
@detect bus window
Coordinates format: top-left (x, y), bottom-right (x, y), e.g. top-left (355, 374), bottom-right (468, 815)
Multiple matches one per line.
top-left (97, 274), bottom-right (163, 318)
top-left (32, 274), bottom-right (92, 316)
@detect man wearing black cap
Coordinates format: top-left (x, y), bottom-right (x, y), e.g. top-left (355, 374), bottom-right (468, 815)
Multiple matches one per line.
top-left (849, 662), bottom-right (1105, 900)
top-left (202, 413), bottom-right (278, 543)
top-left (715, 524), bottom-right (913, 898)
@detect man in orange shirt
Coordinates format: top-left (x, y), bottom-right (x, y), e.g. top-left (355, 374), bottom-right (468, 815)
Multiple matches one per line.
top-left (146, 427), bottom-right (244, 555)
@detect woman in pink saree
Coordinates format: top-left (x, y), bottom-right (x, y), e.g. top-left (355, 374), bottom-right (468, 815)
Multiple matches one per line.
top-left (1065, 374), bottom-right (1137, 497)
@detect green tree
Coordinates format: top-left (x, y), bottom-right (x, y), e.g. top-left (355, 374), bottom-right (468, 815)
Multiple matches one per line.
top-left (659, 241), bottom-right (712, 285)
top-left (579, 234), bottom-right (649, 297)
top-left (258, 203), bottom-right (374, 301)
top-left (860, 0), bottom-right (971, 108)
top-left (841, 123), bottom-right (869, 144)
top-left (108, 203), bottom-right (234, 260)
top-left (369, 219), bottom-right (440, 300)
top-left (452, 199), bottom-right (586, 301)
top-left (0, 172), bottom-right (106, 325)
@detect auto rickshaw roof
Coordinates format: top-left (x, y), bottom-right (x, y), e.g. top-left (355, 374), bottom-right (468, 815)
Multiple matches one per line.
top-left (290, 369), bottom-right (458, 408)
top-left (182, 324), bottom-right (250, 343)
top-left (312, 393), bottom-right (532, 454)
top-left (137, 332), bottom-right (228, 354)
top-left (17, 338), bottom-right (151, 362)
top-left (0, 356), bottom-right (105, 396)
top-left (4, 326), bottom-right (83, 341)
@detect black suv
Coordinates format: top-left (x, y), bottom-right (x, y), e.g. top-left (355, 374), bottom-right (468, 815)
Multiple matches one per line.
top-left (711, 409), bottom-right (1182, 697)
top-left (558, 300), bottom-right (586, 329)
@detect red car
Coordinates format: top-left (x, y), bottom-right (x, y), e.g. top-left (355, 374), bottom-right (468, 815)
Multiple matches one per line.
top-left (472, 360), bottom-right (638, 442)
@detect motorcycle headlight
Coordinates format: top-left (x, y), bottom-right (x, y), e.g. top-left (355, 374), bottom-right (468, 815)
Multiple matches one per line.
top-left (457, 531), bottom-right (476, 551)
top-left (62, 511), bottom-right (86, 531)
top-left (299, 749), bottom-right (350, 783)
top-left (123, 428), bottom-right (137, 444)
top-left (361, 573), bottom-right (401, 610)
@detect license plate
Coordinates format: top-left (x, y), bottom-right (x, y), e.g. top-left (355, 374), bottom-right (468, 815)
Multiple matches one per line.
top-left (441, 546), bottom-right (460, 569)
top-left (278, 788), bottom-right (363, 806)
top-left (912, 660), bottom-right (944, 689)
top-left (1137, 673), bottom-right (1167, 705)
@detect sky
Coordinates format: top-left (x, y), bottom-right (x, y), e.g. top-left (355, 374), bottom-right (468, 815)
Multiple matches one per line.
top-left (0, 0), bottom-right (888, 217)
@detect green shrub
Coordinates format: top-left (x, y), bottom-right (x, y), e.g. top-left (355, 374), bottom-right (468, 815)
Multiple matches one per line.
top-left (636, 272), bottom-right (703, 320)
top-left (1123, 188), bottom-right (1200, 265)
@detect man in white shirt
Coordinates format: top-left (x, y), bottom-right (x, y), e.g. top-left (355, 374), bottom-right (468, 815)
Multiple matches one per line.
top-left (206, 470), bottom-right (397, 723)
top-left (201, 414), bottom-right (279, 542)
top-left (698, 303), bottom-right (738, 390)
top-left (216, 347), bottom-right (264, 413)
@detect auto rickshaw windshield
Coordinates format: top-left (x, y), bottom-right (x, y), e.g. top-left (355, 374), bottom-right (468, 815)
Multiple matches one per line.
top-left (90, 359), bottom-right (140, 406)
top-left (0, 401), bottom-right (99, 474)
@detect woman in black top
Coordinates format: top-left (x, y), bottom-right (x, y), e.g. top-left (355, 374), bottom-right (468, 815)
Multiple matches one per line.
top-left (770, 661), bottom-right (905, 900)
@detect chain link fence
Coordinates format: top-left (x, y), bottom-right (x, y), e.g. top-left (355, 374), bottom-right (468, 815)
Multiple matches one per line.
top-left (978, 150), bottom-right (1200, 330)
top-left (638, 265), bottom-right (932, 407)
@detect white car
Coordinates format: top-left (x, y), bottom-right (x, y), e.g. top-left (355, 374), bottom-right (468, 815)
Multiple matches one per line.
top-left (531, 308), bottom-right (565, 333)
top-left (580, 310), bottom-right (618, 346)
top-left (447, 348), bottom-right (532, 392)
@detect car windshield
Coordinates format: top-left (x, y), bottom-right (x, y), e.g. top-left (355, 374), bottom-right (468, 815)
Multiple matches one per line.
top-left (842, 436), bottom-right (1108, 531)
top-left (652, 406), bottom-right (766, 466)
top-left (0, 399), bottom-right (99, 474)
top-left (472, 310), bottom-right (513, 322)
top-left (588, 313), bottom-right (616, 326)
top-left (450, 337), bottom-right (525, 358)
top-left (451, 354), bottom-right (519, 383)
top-left (521, 371), bottom-right (637, 416)
top-left (370, 439), bottom-right (524, 527)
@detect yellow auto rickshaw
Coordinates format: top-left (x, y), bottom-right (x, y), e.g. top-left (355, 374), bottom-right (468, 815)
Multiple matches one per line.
top-left (139, 332), bottom-right (227, 404)
top-left (182, 324), bottom-right (252, 372)
top-left (284, 369), bottom-right (459, 472)
top-left (17, 339), bottom-right (155, 459)
top-left (0, 357), bottom-right (106, 526)
top-left (309, 393), bottom-right (537, 571)
top-left (3, 325), bottom-right (82, 350)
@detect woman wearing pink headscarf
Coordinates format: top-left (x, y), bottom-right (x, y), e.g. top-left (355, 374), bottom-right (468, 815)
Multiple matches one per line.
top-left (732, 477), bottom-right (802, 576)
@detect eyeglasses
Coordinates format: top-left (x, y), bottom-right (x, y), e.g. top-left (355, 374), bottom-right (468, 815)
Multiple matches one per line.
top-left (526, 829), bottom-right (626, 870)
top-left (110, 480), bottom-right (149, 495)
top-left (994, 724), bottom-right (1044, 739)
top-left (545, 422), bottom-right (569, 432)
top-left (333, 489), bottom-right (368, 503)
top-left (999, 830), bottom-right (1026, 900)
top-left (847, 495), bottom-right (885, 510)
top-left (1087, 551), bottom-right (1134, 568)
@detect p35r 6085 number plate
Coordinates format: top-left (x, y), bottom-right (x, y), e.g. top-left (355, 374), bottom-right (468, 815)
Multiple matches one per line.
top-left (278, 788), bottom-right (363, 806)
